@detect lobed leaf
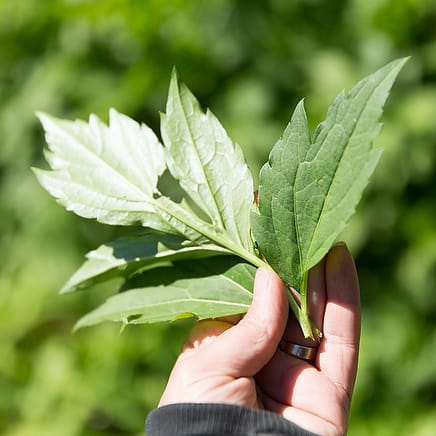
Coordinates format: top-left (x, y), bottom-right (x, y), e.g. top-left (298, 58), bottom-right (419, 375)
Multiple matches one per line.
top-left (34, 61), bottom-right (406, 336)
top-left (250, 100), bottom-right (311, 287)
top-left (35, 109), bottom-right (215, 243)
top-left (35, 109), bottom-right (172, 230)
top-left (161, 70), bottom-right (254, 251)
top-left (251, 58), bottom-right (408, 289)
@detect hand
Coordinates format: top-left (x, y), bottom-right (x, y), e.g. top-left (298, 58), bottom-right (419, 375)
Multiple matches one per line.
top-left (158, 243), bottom-right (360, 435)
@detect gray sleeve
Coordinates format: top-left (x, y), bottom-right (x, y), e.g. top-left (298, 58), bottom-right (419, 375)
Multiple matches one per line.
top-left (146, 403), bottom-right (319, 435)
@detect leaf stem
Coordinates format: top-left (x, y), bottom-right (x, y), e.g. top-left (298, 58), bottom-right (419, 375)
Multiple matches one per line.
top-left (298, 272), bottom-right (314, 339)
top-left (155, 199), bottom-right (270, 270)
top-left (155, 199), bottom-right (321, 339)
top-left (300, 271), bottom-right (308, 314)
top-left (296, 271), bottom-right (322, 340)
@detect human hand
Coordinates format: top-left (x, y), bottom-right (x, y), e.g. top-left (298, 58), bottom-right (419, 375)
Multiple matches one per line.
top-left (158, 243), bottom-right (360, 435)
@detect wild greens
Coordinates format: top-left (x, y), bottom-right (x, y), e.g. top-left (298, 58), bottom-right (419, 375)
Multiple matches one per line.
top-left (35, 59), bottom-right (407, 338)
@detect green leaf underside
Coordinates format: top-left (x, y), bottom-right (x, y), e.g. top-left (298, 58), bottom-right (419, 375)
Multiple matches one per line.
top-left (251, 58), bottom-right (408, 289)
top-left (61, 231), bottom-right (231, 294)
top-left (35, 109), bottom-right (212, 244)
top-left (161, 70), bottom-right (254, 251)
top-left (35, 109), bottom-right (172, 229)
top-left (35, 77), bottom-right (259, 258)
top-left (74, 259), bottom-right (255, 330)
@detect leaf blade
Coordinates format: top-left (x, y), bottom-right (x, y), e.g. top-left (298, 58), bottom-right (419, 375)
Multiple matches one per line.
top-left (302, 58), bottom-right (407, 270)
top-left (35, 109), bottom-right (172, 230)
top-left (61, 231), bottom-right (232, 294)
top-left (251, 58), bottom-right (407, 289)
top-left (161, 70), bottom-right (254, 250)
top-left (74, 259), bottom-right (255, 329)
top-left (251, 100), bottom-right (310, 286)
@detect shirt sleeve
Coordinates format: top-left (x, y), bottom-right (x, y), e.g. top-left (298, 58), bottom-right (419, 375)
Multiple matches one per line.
top-left (145, 403), bottom-right (319, 435)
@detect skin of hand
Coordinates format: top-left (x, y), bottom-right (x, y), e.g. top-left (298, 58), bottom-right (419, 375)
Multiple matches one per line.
top-left (158, 243), bottom-right (360, 436)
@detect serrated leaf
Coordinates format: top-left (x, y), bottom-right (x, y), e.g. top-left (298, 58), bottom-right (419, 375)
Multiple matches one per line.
top-left (251, 58), bottom-right (408, 289)
top-left (161, 70), bottom-right (254, 250)
top-left (61, 231), bottom-right (231, 294)
top-left (34, 109), bottom-right (216, 243)
top-left (35, 109), bottom-right (173, 230)
top-left (74, 258), bottom-right (255, 329)
top-left (35, 95), bottom-right (263, 259)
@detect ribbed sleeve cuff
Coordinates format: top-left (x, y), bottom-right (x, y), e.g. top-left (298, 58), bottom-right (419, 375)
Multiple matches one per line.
top-left (146, 403), bottom-right (319, 435)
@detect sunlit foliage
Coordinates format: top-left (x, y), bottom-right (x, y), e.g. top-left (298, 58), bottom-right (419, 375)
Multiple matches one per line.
top-left (1, 1), bottom-right (436, 434)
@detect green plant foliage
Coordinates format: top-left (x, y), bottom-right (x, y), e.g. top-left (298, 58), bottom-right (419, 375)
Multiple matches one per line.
top-left (2, 1), bottom-right (436, 435)
top-left (251, 59), bottom-right (407, 337)
top-left (75, 258), bottom-right (255, 329)
top-left (61, 232), bottom-right (230, 294)
top-left (162, 70), bottom-right (254, 250)
top-left (34, 61), bottom-right (404, 340)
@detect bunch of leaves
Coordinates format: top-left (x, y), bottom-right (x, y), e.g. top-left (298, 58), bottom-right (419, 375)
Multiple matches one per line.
top-left (34, 58), bottom-right (407, 339)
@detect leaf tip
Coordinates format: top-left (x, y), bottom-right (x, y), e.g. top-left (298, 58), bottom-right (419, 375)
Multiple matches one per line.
top-left (59, 282), bottom-right (75, 294)
top-left (170, 66), bottom-right (180, 88)
top-left (31, 166), bottom-right (48, 183)
top-left (389, 56), bottom-right (410, 72)
top-left (296, 97), bottom-right (306, 108)
top-left (167, 67), bottom-right (184, 109)
top-left (35, 111), bottom-right (54, 129)
top-left (72, 319), bottom-right (85, 333)
top-left (35, 110), bottom-right (46, 120)
top-left (292, 98), bottom-right (308, 120)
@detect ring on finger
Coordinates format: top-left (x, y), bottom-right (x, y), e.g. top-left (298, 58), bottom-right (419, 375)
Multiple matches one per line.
top-left (279, 340), bottom-right (318, 362)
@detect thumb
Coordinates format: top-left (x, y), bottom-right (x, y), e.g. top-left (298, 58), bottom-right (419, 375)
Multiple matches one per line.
top-left (199, 267), bottom-right (288, 377)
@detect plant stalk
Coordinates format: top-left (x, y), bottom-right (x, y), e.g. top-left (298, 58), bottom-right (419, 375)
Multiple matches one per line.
top-left (156, 198), bottom-right (320, 340)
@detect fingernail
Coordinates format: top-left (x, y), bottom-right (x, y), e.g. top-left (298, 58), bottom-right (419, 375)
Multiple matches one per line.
top-left (253, 267), bottom-right (270, 304)
top-left (329, 241), bottom-right (351, 268)
top-left (333, 241), bottom-right (347, 248)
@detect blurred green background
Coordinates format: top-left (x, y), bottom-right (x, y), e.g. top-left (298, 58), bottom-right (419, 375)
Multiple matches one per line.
top-left (1, 0), bottom-right (436, 434)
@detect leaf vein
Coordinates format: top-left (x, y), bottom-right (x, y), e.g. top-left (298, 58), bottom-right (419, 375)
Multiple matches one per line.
top-left (304, 75), bottom-right (385, 262)
top-left (176, 86), bottom-right (224, 229)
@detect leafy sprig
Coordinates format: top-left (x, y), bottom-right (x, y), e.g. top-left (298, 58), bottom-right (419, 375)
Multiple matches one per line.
top-left (34, 59), bottom-right (407, 339)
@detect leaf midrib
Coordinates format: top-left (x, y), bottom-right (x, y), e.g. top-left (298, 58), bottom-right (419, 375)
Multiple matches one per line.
top-left (301, 75), bottom-right (382, 266)
top-left (113, 295), bottom-right (250, 311)
top-left (220, 274), bottom-right (253, 297)
top-left (175, 86), bottom-right (225, 229)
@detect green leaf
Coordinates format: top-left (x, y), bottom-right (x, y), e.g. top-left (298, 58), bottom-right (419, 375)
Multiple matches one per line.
top-left (35, 92), bottom-right (264, 262)
top-left (250, 100), bottom-right (312, 289)
top-left (61, 231), bottom-right (231, 294)
top-left (251, 58), bottom-right (408, 291)
top-left (34, 109), bottom-right (213, 243)
top-left (34, 109), bottom-right (173, 230)
top-left (74, 258), bottom-right (255, 329)
top-left (161, 70), bottom-right (254, 251)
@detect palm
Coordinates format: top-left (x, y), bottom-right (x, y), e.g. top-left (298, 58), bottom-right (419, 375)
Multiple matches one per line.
top-left (256, 360), bottom-right (350, 435)
top-left (159, 244), bottom-right (360, 436)
top-left (256, 247), bottom-right (360, 435)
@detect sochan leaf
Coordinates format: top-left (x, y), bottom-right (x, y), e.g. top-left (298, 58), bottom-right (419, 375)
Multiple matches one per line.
top-left (35, 78), bottom-right (261, 259)
top-left (34, 109), bottom-right (172, 230)
top-left (61, 231), bottom-right (231, 294)
top-left (161, 70), bottom-right (254, 251)
top-left (74, 258), bottom-right (255, 330)
top-left (34, 61), bottom-right (406, 337)
top-left (251, 58), bottom-right (408, 291)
